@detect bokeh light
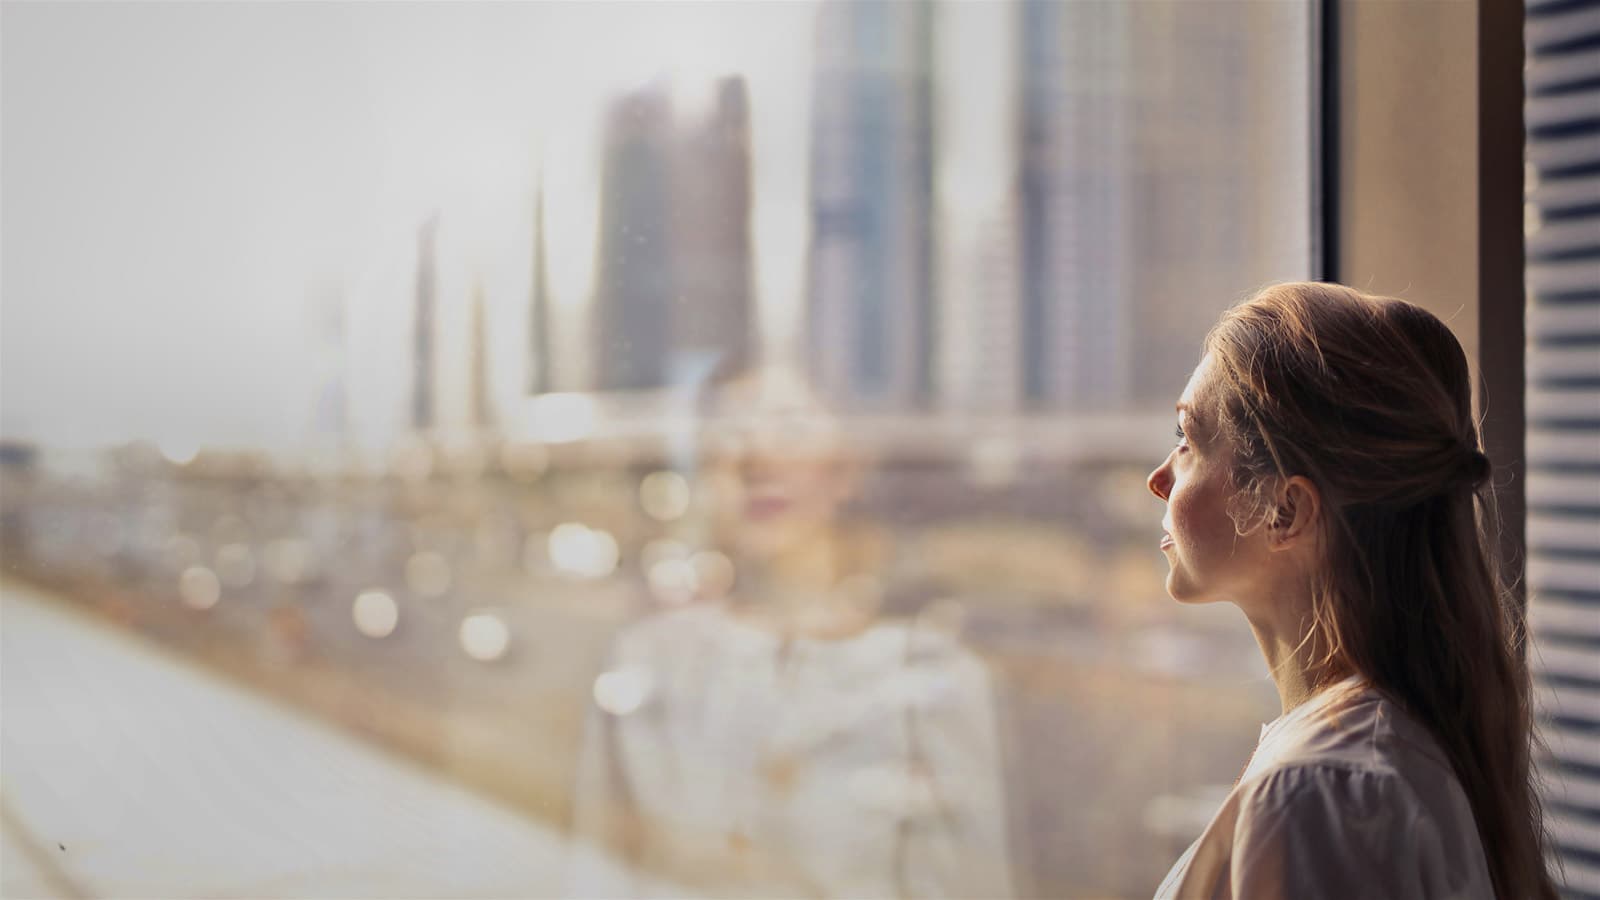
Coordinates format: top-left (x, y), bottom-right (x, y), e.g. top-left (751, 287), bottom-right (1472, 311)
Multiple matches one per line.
top-left (593, 666), bottom-right (654, 716)
top-left (178, 566), bottom-right (221, 610)
top-left (647, 557), bottom-right (697, 605)
top-left (547, 523), bottom-right (619, 579)
top-left (458, 611), bottom-right (510, 662)
top-left (352, 590), bottom-right (399, 639)
top-left (214, 543), bottom-right (255, 588)
top-left (688, 549), bottom-right (736, 599)
top-left (639, 470), bottom-right (691, 522)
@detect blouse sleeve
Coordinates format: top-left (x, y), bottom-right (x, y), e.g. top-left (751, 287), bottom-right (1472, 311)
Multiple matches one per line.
top-left (562, 649), bottom-right (643, 898)
top-left (1228, 765), bottom-right (1439, 900)
top-left (899, 643), bottom-right (1017, 899)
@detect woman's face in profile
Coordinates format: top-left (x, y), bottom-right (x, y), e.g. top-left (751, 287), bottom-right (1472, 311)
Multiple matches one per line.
top-left (700, 368), bottom-right (857, 565)
top-left (1146, 355), bottom-right (1271, 605)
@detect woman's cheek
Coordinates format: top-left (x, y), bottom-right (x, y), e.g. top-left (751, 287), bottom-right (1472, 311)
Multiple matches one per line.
top-left (1171, 474), bottom-right (1224, 555)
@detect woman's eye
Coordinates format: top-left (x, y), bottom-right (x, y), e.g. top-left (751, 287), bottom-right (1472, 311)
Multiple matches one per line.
top-left (1174, 426), bottom-right (1189, 448)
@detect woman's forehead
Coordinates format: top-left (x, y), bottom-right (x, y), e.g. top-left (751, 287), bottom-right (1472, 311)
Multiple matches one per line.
top-left (1178, 354), bottom-right (1216, 411)
top-left (716, 368), bottom-right (824, 416)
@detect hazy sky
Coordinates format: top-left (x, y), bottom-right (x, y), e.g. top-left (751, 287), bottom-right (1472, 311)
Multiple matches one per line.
top-left (2, 1), bottom-right (819, 452)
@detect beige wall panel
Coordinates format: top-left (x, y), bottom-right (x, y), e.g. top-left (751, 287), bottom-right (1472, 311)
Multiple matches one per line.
top-left (1339, 0), bottom-right (1480, 362)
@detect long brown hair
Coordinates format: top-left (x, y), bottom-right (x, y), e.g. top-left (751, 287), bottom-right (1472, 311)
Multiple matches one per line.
top-left (1202, 282), bottom-right (1553, 899)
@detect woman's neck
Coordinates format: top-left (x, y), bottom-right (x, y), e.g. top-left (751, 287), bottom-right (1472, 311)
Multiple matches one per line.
top-left (732, 534), bottom-right (875, 640)
top-left (1241, 585), bottom-right (1326, 716)
top-left (1252, 626), bottom-right (1317, 716)
top-left (736, 528), bottom-right (842, 595)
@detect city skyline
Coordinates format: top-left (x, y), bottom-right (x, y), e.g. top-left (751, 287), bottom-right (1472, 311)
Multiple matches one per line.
top-left (1, 0), bottom-right (1309, 453)
top-left (0, 1), bottom-right (820, 452)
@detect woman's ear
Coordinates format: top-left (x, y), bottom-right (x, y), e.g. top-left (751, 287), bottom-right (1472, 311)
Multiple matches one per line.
top-left (1268, 475), bottom-right (1321, 551)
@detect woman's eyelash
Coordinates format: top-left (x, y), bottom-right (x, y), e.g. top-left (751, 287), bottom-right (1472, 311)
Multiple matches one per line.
top-left (1174, 426), bottom-right (1187, 440)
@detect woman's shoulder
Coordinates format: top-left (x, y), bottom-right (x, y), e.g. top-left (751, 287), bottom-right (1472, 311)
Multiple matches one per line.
top-left (1240, 686), bottom-right (1476, 838)
top-left (1216, 758), bottom-right (1491, 897)
top-left (1237, 755), bottom-right (1412, 815)
top-left (1263, 684), bottom-right (1454, 777)
top-left (608, 602), bottom-right (752, 662)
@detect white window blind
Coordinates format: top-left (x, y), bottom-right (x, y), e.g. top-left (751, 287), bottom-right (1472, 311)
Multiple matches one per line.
top-left (1527, 0), bottom-right (1600, 895)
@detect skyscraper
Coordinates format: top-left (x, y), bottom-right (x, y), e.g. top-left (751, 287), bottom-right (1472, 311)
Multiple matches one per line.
top-left (592, 86), bottom-right (677, 392)
top-left (671, 77), bottom-right (757, 382)
top-left (1121, 1), bottom-right (1308, 404)
top-left (412, 215), bottom-right (440, 432)
top-left (1015, 0), bottom-right (1306, 411)
top-left (468, 281), bottom-right (493, 431)
top-left (806, 0), bottom-right (937, 413)
top-left (1018, 0), bottom-right (1134, 413)
top-left (591, 80), bottom-right (757, 392)
top-left (528, 176), bottom-right (554, 395)
top-left (933, 0), bottom-right (1023, 415)
top-left (308, 282), bottom-right (348, 446)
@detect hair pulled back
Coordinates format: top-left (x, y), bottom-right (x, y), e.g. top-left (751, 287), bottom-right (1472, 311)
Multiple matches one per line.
top-left (1202, 282), bottom-right (1553, 900)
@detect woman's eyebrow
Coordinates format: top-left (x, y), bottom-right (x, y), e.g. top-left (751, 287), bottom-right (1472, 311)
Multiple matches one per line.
top-left (1175, 402), bottom-right (1204, 434)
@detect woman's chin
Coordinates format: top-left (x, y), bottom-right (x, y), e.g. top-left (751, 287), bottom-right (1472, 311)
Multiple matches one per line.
top-left (1164, 572), bottom-right (1215, 605)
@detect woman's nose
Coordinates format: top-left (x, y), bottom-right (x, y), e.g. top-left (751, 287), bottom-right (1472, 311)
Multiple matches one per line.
top-left (1148, 460), bottom-right (1172, 501)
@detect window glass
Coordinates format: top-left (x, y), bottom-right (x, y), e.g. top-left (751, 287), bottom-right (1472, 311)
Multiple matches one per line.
top-left (0, 2), bottom-right (1312, 896)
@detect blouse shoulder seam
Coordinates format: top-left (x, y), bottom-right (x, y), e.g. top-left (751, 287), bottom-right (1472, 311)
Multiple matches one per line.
top-left (1241, 757), bottom-right (1407, 796)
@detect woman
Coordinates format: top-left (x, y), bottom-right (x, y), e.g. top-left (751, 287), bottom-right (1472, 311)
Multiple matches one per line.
top-left (1147, 283), bottom-right (1553, 898)
top-left (566, 361), bottom-right (1014, 899)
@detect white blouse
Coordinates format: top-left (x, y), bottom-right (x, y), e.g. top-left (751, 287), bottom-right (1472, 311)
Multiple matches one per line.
top-left (565, 603), bottom-right (1014, 899)
top-left (1155, 678), bottom-right (1493, 899)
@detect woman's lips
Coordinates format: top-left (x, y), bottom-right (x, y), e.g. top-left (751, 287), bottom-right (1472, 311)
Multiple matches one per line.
top-left (1160, 532), bottom-right (1175, 550)
top-left (745, 495), bottom-right (793, 521)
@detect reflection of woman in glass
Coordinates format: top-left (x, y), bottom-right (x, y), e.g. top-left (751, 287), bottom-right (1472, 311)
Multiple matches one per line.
top-left (1148, 284), bottom-right (1553, 898)
top-left (567, 360), bottom-right (1014, 899)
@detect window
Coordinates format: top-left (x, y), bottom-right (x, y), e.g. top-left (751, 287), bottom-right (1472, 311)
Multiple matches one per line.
top-left (0, 3), bottom-right (1314, 896)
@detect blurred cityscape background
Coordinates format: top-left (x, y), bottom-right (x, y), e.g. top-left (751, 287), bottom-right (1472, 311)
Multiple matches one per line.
top-left (2, 1), bottom-right (1312, 897)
